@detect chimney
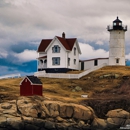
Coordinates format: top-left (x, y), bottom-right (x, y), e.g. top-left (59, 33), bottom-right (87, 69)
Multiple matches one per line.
top-left (62, 32), bottom-right (65, 39)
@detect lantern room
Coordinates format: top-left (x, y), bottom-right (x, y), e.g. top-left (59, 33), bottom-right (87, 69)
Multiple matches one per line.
top-left (107, 16), bottom-right (127, 31)
top-left (113, 16), bottom-right (122, 30)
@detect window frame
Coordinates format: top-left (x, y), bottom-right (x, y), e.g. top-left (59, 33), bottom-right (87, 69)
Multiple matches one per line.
top-left (116, 58), bottom-right (119, 63)
top-left (68, 58), bottom-right (70, 66)
top-left (74, 59), bottom-right (76, 65)
top-left (94, 59), bottom-right (98, 66)
top-left (52, 45), bottom-right (60, 53)
top-left (52, 57), bottom-right (60, 65)
top-left (74, 47), bottom-right (76, 55)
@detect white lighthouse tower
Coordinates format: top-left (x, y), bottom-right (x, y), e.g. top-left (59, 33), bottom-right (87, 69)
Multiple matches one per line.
top-left (107, 17), bottom-right (127, 66)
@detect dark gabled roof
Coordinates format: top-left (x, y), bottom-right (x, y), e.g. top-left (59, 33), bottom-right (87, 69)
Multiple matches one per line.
top-left (56, 36), bottom-right (77, 50)
top-left (27, 76), bottom-right (42, 85)
top-left (37, 36), bottom-right (77, 52)
top-left (37, 39), bottom-right (52, 52)
top-left (113, 16), bottom-right (122, 23)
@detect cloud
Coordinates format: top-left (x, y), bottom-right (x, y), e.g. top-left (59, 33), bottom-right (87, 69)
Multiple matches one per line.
top-left (126, 53), bottom-right (130, 60)
top-left (0, 60), bottom-right (37, 76)
top-left (96, 40), bottom-right (104, 45)
top-left (0, 0), bottom-right (130, 75)
top-left (13, 49), bottom-right (37, 62)
top-left (79, 42), bottom-right (109, 60)
top-left (0, 49), bottom-right (8, 58)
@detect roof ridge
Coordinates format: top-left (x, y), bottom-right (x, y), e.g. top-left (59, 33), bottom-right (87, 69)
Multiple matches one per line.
top-left (56, 36), bottom-right (76, 39)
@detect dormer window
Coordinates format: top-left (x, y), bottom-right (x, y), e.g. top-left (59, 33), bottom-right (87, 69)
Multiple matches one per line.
top-left (52, 45), bottom-right (60, 53)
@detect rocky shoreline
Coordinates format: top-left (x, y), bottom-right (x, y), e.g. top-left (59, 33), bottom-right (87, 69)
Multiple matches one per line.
top-left (0, 96), bottom-right (130, 130)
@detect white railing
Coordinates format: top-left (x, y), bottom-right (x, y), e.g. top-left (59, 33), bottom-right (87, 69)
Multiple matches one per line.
top-left (34, 63), bottom-right (107, 79)
top-left (0, 73), bottom-right (21, 79)
top-left (78, 63), bottom-right (107, 79)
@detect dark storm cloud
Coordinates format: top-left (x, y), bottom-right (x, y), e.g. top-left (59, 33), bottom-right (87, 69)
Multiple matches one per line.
top-left (0, 0), bottom-right (130, 75)
top-left (11, 42), bottom-right (38, 53)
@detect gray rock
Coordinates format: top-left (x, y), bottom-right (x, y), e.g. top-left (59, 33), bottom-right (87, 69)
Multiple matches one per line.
top-left (75, 86), bottom-right (82, 91)
top-left (124, 119), bottom-right (130, 126)
top-left (115, 74), bottom-right (120, 79)
top-left (0, 116), bottom-right (7, 127)
top-left (99, 76), bottom-right (103, 79)
top-left (24, 123), bottom-right (39, 130)
top-left (56, 123), bottom-right (68, 130)
top-left (72, 89), bottom-right (76, 92)
top-left (44, 121), bottom-right (55, 129)
top-left (33, 118), bottom-right (45, 127)
top-left (6, 117), bottom-right (24, 130)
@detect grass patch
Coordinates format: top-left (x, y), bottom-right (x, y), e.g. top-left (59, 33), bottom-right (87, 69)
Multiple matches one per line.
top-left (0, 66), bottom-right (130, 102)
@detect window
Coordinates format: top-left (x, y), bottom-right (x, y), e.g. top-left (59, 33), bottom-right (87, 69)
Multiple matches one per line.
top-left (40, 60), bottom-right (43, 63)
top-left (116, 59), bottom-right (119, 63)
top-left (113, 23), bottom-right (116, 26)
top-left (74, 47), bottom-right (76, 55)
top-left (94, 59), bottom-right (98, 66)
top-left (44, 59), bottom-right (47, 63)
top-left (119, 23), bottom-right (122, 26)
top-left (68, 58), bottom-right (70, 66)
top-left (74, 59), bottom-right (76, 65)
top-left (52, 45), bottom-right (60, 53)
top-left (52, 57), bottom-right (60, 65)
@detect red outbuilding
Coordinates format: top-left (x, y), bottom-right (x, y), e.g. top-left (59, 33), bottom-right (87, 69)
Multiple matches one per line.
top-left (20, 76), bottom-right (43, 96)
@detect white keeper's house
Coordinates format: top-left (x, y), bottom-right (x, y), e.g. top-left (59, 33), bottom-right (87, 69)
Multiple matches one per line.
top-left (36, 16), bottom-right (127, 73)
top-left (37, 32), bottom-right (81, 73)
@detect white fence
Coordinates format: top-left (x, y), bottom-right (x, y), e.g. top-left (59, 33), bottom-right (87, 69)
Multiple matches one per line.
top-left (0, 73), bottom-right (21, 79)
top-left (34, 63), bottom-right (107, 79)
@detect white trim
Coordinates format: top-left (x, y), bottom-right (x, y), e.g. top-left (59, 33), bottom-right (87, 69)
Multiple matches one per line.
top-left (19, 76), bottom-right (42, 85)
top-left (34, 63), bottom-right (107, 79)
top-left (19, 77), bottom-right (27, 85)
top-left (75, 39), bottom-right (81, 54)
top-left (45, 37), bottom-right (67, 52)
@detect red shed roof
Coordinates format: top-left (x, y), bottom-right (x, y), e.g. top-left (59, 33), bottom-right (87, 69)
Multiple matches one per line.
top-left (27, 76), bottom-right (42, 85)
top-left (20, 76), bottom-right (42, 85)
top-left (37, 36), bottom-right (77, 52)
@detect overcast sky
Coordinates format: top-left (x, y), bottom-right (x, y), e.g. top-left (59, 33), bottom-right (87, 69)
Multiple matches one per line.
top-left (0, 0), bottom-right (130, 76)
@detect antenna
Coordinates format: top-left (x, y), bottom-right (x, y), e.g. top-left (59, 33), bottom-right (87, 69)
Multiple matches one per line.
top-left (117, 12), bottom-right (119, 17)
